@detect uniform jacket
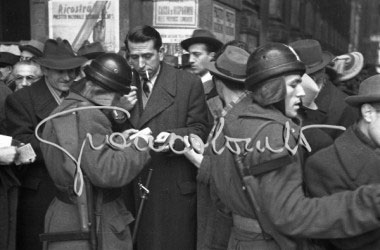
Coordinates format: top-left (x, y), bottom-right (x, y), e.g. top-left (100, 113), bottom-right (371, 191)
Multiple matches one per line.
top-left (304, 80), bottom-right (358, 140)
top-left (5, 78), bottom-right (58, 250)
top-left (40, 92), bottom-right (150, 250)
top-left (129, 62), bottom-right (211, 250)
top-left (305, 125), bottom-right (380, 250)
top-left (198, 94), bottom-right (380, 250)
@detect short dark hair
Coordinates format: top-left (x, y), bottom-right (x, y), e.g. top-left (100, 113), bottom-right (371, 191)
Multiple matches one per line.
top-left (124, 25), bottom-right (162, 52)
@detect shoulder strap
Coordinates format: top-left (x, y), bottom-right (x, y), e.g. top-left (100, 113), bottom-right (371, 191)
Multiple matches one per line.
top-left (222, 120), bottom-right (294, 248)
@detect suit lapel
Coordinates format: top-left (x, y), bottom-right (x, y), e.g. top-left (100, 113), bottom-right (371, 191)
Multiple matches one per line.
top-left (129, 71), bottom-right (143, 128)
top-left (138, 63), bottom-right (176, 128)
top-left (32, 79), bottom-right (58, 120)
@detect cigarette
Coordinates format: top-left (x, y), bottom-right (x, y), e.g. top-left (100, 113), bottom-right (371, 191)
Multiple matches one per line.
top-left (145, 70), bottom-right (149, 80)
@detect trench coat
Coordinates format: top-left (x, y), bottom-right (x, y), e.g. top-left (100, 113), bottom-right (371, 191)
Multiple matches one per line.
top-left (5, 78), bottom-right (58, 250)
top-left (40, 92), bottom-right (151, 250)
top-left (128, 62), bottom-right (211, 250)
top-left (305, 124), bottom-right (380, 250)
top-left (198, 94), bottom-right (380, 250)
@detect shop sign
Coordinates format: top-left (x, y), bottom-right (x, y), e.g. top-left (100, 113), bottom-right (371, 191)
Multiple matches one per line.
top-left (153, 0), bottom-right (198, 28)
top-left (48, 0), bottom-right (119, 52)
top-left (213, 2), bottom-right (236, 43)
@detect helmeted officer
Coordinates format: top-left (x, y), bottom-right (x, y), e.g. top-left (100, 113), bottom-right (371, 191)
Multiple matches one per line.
top-left (186, 43), bottom-right (380, 250)
top-left (39, 53), bottom-right (151, 250)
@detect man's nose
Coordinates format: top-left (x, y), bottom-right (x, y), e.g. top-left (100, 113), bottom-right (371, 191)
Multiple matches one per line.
top-left (138, 57), bottom-right (146, 68)
top-left (21, 77), bottom-right (29, 86)
top-left (189, 54), bottom-right (196, 63)
top-left (296, 84), bottom-right (305, 97)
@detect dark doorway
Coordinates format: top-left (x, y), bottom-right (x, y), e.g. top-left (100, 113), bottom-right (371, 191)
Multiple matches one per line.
top-left (0, 0), bottom-right (31, 42)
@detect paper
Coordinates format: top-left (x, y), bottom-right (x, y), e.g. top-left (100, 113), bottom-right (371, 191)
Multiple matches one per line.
top-left (15, 143), bottom-right (36, 165)
top-left (0, 135), bottom-right (12, 147)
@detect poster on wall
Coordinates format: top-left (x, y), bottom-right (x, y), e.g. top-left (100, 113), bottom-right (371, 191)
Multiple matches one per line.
top-left (153, 0), bottom-right (198, 28)
top-left (213, 2), bottom-right (235, 43)
top-left (48, 0), bottom-right (119, 52)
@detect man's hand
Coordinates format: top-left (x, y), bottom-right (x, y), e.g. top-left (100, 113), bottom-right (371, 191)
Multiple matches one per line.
top-left (183, 136), bottom-right (203, 168)
top-left (119, 86), bottom-right (138, 111)
top-left (0, 146), bottom-right (18, 165)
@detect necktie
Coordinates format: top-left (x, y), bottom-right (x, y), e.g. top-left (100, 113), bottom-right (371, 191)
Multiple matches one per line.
top-left (60, 91), bottom-right (69, 99)
top-left (142, 78), bottom-right (151, 97)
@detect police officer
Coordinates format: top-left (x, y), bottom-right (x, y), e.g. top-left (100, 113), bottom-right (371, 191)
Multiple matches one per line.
top-left (39, 53), bottom-right (151, 250)
top-left (186, 43), bottom-right (380, 249)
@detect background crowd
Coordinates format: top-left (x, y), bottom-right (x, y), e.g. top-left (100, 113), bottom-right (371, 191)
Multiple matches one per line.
top-left (1, 24), bottom-right (380, 250)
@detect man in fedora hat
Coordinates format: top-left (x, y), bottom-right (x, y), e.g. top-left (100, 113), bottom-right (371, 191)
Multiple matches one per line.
top-left (39, 52), bottom-right (151, 250)
top-left (184, 43), bottom-right (380, 249)
top-left (181, 29), bottom-right (223, 100)
top-left (4, 38), bottom-right (87, 250)
top-left (185, 45), bottom-right (249, 250)
top-left (19, 39), bottom-right (45, 61)
top-left (305, 74), bottom-right (380, 250)
top-left (290, 39), bottom-right (358, 139)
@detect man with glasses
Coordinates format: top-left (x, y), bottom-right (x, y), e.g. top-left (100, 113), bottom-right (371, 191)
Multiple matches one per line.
top-left (5, 38), bottom-right (87, 250)
top-left (305, 74), bottom-right (380, 249)
top-left (8, 60), bottom-right (42, 91)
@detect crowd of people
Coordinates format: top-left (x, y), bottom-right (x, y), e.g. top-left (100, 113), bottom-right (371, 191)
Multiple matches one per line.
top-left (1, 24), bottom-right (380, 250)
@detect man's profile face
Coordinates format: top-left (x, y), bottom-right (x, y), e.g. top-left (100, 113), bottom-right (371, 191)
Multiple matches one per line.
top-left (188, 43), bottom-right (213, 77)
top-left (127, 40), bottom-right (163, 79)
top-left (366, 105), bottom-right (380, 147)
top-left (43, 67), bottom-right (77, 92)
top-left (284, 74), bottom-right (305, 118)
top-left (0, 65), bottom-right (12, 81)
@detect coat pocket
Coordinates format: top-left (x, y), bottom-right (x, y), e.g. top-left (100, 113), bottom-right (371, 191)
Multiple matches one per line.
top-left (108, 209), bottom-right (134, 241)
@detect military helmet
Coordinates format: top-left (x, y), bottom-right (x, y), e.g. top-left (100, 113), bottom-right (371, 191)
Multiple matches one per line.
top-left (84, 53), bottom-right (131, 94)
top-left (245, 43), bottom-right (305, 91)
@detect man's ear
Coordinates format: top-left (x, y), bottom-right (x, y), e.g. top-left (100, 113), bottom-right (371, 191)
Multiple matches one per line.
top-left (361, 103), bottom-right (374, 123)
top-left (209, 52), bottom-right (216, 61)
top-left (158, 46), bottom-right (165, 61)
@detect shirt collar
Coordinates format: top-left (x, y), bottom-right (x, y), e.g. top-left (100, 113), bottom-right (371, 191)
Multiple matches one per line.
top-left (45, 78), bottom-right (65, 105)
top-left (201, 71), bottom-right (212, 83)
top-left (140, 64), bottom-right (161, 86)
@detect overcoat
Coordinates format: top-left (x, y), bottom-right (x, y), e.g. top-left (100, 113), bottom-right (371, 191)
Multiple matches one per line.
top-left (305, 125), bottom-right (380, 250)
top-left (128, 62), bottom-right (211, 250)
top-left (40, 92), bottom-right (151, 250)
top-left (198, 94), bottom-right (380, 250)
top-left (5, 78), bottom-right (58, 250)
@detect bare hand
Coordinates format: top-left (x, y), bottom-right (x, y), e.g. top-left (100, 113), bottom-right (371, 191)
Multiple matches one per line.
top-left (0, 146), bottom-right (18, 165)
top-left (119, 86), bottom-right (138, 111)
top-left (183, 136), bottom-right (203, 168)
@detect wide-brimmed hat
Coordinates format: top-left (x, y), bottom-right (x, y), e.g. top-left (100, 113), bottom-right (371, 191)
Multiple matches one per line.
top-left (35, 39), bottom-right (87, 70)
top-left (301, 74), bottom-right (320, 110)
top-left (180, 29), bottom-right (223, 53)
top-left (345, 74), bottom-right (380, 106)
top-left (19, 40), bottom-right (44, 57)
top-left (205, 45), bottom-right (249, 83)
top-left (77, 41), bottom-right (105, 60)
top-left (329, 51), bottom-right (364, 82)
top-left (289, 39), bottom-right (333, 74)
top-left (0, 52), bottom-right (19, 67)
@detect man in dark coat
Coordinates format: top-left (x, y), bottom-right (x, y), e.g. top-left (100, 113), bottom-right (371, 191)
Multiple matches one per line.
top-left (290, 39), bottom-right (358, 140)
top-left (305, 74), bottom-right (380, 250)
top-left (185, 43), bottom-right (380, 250)
top-left (5, 39), bottom-right (87, 250)
top-left (125, 25), bottom-right (211, 250)
top-left (39, 53), bottom-right (151, 250)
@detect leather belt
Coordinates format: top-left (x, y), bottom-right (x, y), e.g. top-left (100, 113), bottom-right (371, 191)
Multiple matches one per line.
top-left (232, 214), bottom-right (263, 233)
top-left (56, 187), bottom-right (121, 204)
